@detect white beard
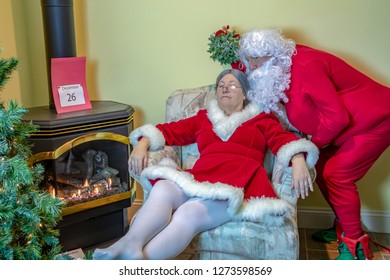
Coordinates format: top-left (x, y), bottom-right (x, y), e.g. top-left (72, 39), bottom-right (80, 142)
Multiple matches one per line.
top-left (247, 58), bottom-right (290, 114)
top-left (246, 58), bottom-right (298, 132)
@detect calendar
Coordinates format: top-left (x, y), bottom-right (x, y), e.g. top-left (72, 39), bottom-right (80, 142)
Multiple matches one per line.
top-left (51, 56), bottom-right (92, 113)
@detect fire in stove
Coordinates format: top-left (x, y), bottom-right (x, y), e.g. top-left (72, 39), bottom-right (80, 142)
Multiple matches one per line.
top-left (46, 148), bottom-right (129, 207)
top-left (27, 130), bottom-right (133, 217)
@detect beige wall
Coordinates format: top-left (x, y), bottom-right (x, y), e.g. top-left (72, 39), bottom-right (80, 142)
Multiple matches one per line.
top-left (0, 0), bottom-right (21, 102)
top-left (2, 0), bottom-right (390, 212)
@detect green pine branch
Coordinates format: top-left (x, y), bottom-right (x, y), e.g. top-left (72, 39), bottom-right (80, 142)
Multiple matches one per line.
top-left (0, 57), bottom-right (18, 92)
top-left (0, 51), bottom-right (69, 260)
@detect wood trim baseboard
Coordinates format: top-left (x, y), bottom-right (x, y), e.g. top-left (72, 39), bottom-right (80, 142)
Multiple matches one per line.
top-left (297, 207), bottom-right (390, 234)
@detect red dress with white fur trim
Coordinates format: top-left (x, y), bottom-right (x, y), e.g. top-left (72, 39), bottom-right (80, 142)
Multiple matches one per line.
top-left (130, 100), bottom-right (319, 219)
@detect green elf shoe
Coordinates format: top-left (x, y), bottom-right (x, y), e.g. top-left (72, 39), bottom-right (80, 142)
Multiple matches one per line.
top-left (311, 219), bottom-right (342, 243)
top-left (335, 234), bottom-right (373, 260)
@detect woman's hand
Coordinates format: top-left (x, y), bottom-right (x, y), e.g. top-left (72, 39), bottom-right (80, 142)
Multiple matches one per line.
top-left (291, 153), bottom-right (313, 199)
top-left (128, 137), bottom-right (150, 176)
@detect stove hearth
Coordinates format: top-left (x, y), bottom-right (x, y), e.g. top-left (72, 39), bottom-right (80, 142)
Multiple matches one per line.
top-left (23, 100), bottom-right (135, 251)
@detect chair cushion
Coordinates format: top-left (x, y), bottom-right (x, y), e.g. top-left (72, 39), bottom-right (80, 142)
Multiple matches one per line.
top-left (198, 218), bottom-right (299, 260)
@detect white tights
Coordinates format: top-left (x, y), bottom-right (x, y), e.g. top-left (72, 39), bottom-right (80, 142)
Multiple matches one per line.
top-left (93, 180), bottom-right (232, 260)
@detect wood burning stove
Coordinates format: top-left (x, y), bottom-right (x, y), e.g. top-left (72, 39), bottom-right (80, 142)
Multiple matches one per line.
top-left (27, 1), bottom-right (137, 251)
top-left (23, 101), bottom-right (135, 251)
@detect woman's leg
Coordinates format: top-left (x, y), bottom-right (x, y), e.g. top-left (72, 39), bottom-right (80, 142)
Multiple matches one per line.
top-left (143, 198), bottom-right (232, 259)
top-left (93, 180), bottom-right (189, 260)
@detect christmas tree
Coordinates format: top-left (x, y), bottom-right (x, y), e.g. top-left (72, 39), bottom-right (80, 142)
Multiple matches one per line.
top-left (0, 50), bottom-right (69, 260)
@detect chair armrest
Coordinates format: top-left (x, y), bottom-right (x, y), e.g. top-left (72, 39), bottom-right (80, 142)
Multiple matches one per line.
top-left (146, 145), bottom-right (180, 167)
top-left (129, 146), bottom-right (180, 200)
top-left (272, 164), bottom-right (316, 206)
top-left (272, 166), bottom-right (297, 205)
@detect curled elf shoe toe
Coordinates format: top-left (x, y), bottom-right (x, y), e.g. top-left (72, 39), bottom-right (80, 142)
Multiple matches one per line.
top-left (335, 234), bottom-right (372, 260)
top-left (336, 242), bottom-right (366, 260)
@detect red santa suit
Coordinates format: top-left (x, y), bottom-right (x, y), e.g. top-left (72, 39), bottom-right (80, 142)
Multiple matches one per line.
top-left (284, 45), bottom-right (390, 238)
top-left (130, 100), bottom-right (319, 224)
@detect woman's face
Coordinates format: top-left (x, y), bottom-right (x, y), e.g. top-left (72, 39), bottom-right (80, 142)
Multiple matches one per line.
top-left (244, 55), bottom-right (271, 71)
top-left (216, 74), bottom-right (245, 115)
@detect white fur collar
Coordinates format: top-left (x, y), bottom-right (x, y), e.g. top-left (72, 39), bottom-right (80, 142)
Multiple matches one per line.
top-left (207, 100), bottom-right (263, 141)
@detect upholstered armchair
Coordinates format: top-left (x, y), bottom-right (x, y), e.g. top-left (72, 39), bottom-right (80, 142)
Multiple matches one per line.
top-left (130, 84), bottom-right (315, 260)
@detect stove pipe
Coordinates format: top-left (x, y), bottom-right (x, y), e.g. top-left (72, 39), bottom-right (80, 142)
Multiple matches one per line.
top-left (41, 0), bottom-right (76, 110)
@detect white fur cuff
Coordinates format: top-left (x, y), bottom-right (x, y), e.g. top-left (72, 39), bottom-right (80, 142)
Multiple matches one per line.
top-left (276, 138), bottom-right (319, 169)
top-left (129, 124), bottom-right (166, 151)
